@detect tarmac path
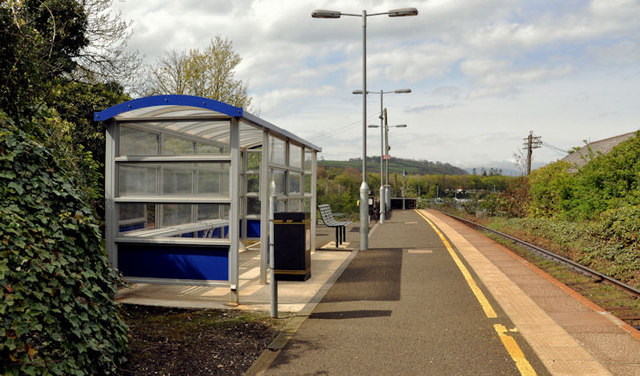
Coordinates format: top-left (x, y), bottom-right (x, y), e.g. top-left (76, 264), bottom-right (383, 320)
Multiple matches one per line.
top-left (263, 210), bottom-right (549, 375)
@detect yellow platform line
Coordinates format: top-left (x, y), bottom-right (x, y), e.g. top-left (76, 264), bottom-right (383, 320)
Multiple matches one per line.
top-left (494, 324), bottom-right (537, 376)
top-left (415, 209), bottom-right (497, 318)
top-left (416, 209), bottom-right (537, 376)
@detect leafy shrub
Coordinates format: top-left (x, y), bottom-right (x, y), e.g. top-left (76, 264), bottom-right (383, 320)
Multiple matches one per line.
top-left (0, 118), bottom-right (128, 375)
top-left (498, 177), bottom-right (530, 218)
top-left (563, 132), bottom-right (640, 220)
top-left (591, 206), bottom-right (640, 249)
top-left (527, 160), bottom-right (573, 218)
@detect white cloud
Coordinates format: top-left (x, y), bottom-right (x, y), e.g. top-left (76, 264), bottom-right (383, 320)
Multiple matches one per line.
top-left (109, 0), bottom-right (640, 167)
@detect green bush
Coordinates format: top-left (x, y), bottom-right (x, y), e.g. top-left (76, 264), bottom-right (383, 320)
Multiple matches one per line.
top-left (564, 132), bottom-right (640, 220)
top-left (0, 120), bottom-right (127, 375)
top-left (526, 132), bottom-right (640, 221)
top-left (527, 160), bottom-right (573, 218)
top-left (591, 206), bottom-right (640, 249)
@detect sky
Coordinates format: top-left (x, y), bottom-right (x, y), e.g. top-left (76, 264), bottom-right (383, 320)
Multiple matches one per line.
top-left (112, 0), bottom-right (640, 173)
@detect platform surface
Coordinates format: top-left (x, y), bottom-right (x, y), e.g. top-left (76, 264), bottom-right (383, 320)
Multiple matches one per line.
top-left (258, 210), bottom-right (640, 375)
top-left (117, 209), bottom-right (640, 375)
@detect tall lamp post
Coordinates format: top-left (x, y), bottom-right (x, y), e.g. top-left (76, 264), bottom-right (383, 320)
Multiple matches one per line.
top-left (384, 123), bottom-right (407, 212)
top-left (312, 7), bottom-right (417, 250)
top-left (355, 88), bottom-right (410, 224)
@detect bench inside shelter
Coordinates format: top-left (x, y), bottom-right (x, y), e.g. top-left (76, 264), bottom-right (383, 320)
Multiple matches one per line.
top-left (318, 204), bottom-right (351, 247)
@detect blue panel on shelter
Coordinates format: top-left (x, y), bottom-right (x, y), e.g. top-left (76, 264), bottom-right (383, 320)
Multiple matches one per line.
top-left (118, 244), bottom-right (229, 281)
top-left (247, 220), bottom-right (261, 238)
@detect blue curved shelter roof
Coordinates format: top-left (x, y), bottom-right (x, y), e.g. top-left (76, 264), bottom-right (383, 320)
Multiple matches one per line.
top-left (93, 95), bottom-right (243, 122)
top-left (94, 94), bottom-right (321, 152)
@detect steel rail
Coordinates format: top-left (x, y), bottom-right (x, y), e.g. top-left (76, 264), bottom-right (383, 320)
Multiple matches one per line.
top-left (437, 210), bottom-right (640, 298)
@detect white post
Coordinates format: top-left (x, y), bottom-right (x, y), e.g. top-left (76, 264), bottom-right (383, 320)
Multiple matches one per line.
top-left (269, 181), bottom-right (278, 318)
top-left (259, 131), bottom-right (269, 284)
top-left (359, 9), bottom-right (369, 250)
top-left (105, 121), bottom-right (118, 269)
top-left (229, 118), bottom-right (240, 304)
top-left (379, 90), bottom-right (385, 224)
top-left (310, 151), bottom-right (318, 251)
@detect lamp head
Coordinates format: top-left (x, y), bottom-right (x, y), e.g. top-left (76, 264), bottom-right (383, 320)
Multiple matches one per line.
top-left (352, 90), bottom-right (364, 95)
top-left (312, 9), bottom-right (341, 18)
top-left (388, 8), bottom-right (418, 17)
top-left (394, 89), bottom-right (411, 94)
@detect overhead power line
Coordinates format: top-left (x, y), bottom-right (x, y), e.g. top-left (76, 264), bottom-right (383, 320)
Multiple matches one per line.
top-left (311, 113), bottom-right (379, 143)
top-left (541, 141), bottom-right (569, 155)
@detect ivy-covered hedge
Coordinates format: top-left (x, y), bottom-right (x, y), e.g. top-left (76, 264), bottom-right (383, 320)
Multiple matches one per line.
top-left (0, 118), bottom-right (128, 375)
top-left (528, 132), bottom-right (640, 220)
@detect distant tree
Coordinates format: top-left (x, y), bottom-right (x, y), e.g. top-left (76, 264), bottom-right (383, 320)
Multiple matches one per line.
top-left (513, 149), bottom-right (527, 176)
top-left (73, 0), bottom-right (142, 90)
top-left (145, 49), bottom-right (190, 95)
top-left (145, 35), bottom-right (252, 108)
top-left (0, 0), bottom-right (88, 118)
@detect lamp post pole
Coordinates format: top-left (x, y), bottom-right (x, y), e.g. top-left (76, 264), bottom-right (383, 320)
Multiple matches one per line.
top-left (359, 89), bottom-right (411, 223)
top-left (359, 9), bottom-right (369, 250)
top-left (384, 122), bottom-right (408, 212)
top-left (312, 7), bottom-right (418, 250)
top-left (378, 90), bottom-right (384, 223)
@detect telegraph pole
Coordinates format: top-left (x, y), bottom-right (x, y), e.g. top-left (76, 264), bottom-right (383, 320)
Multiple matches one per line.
top-left (523, 131), bottom-right (542, 175)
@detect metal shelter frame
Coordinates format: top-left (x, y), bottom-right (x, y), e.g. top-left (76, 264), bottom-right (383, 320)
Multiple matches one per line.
top-left (94, 95), bottom-right (321, 304)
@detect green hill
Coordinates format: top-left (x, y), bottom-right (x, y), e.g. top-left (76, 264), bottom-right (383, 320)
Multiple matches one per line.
top-left (319, 157), bottom-right (468, 176)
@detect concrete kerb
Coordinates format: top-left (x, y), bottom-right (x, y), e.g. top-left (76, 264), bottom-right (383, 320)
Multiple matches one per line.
top-left (244, 221), bottom-right (378, 376)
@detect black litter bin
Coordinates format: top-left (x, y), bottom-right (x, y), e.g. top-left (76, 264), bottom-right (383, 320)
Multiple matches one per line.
top-left (274, 212), bottom-right (311, 281)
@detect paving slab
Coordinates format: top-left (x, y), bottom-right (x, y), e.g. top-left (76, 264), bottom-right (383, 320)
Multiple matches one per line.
top-left (426, 210), bottom-right (640, 376)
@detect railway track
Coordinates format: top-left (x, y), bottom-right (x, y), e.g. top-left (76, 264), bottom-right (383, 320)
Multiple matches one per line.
top-left (437, 210), bottom-right (640, 329)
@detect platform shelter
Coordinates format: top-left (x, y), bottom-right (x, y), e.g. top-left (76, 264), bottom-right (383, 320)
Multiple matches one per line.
top-left (94, 95), bottom-right (321, 303)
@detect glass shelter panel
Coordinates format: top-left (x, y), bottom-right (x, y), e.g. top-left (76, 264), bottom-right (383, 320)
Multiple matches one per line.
top-left (247, 174), bottom-right (259, 193)
top-left (118, 163), bottom-right (230, 198)
top-left (163, 168), bottom-right (192, 196)
top-left (118, 203), bottom-right (230, 239)
top-left (197, 164), bottom-right (230, 197)
top-left (304, 174), bottom-right (312, 194)
top-left (163, 135), bottom-right (195, 155)
top-left (247, 197), bottom-right (260, 215)
top-left (305, 150), bottom-right (313, 172)
top-left (288, 199), bottom-right (302, 212)
top-left (289, 144), bottom-right (302, 169)
top-left (119, 165), bottom-right (157, 196)
top-left (198, 143), bottom-right (229, 155)
top-left (120, 126), bottom-right (159, 156)
top-left (247, 151), bottom-right (261, 171)
top-left (269, 136), bottom-right (286, 165)
top-left (119, 123), bottom-right (232, 157)
top-left (289, 172), bottom-right (302, 194)
top-left (118, 203), bottom-right (154, 233)
top-left (269, 170), bottom-right (286, 195)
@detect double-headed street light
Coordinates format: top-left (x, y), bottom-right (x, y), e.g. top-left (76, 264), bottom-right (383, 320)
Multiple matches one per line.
top-left (370, 123), bottom-right (408, 211)
top-left (355, 89), bottom-right (411, 224)
top-left (384, 124), bottom-right (407, 211)
top-left (312, 7), bottom-right (417, 250)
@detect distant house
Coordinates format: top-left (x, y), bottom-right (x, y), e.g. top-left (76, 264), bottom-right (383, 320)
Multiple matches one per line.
top-left (561, 131), bottom-right (638, 172)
